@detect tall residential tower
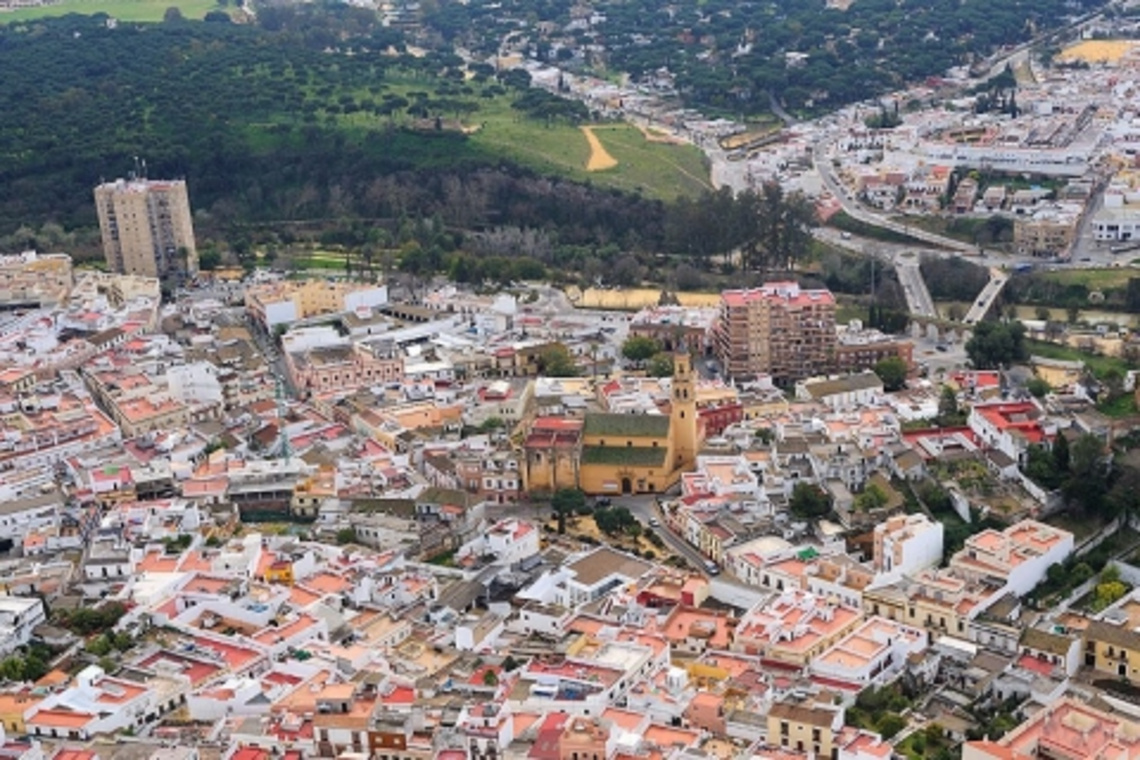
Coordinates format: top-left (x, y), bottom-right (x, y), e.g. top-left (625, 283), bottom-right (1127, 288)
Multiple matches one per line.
top-left (94, 178), bottom-right (197, 280)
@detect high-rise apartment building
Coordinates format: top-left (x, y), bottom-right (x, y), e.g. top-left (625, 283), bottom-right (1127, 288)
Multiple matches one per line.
top-left (715, 282), bottom-right (837, 383)
top-left (94, 178), bottom-right (197, 280)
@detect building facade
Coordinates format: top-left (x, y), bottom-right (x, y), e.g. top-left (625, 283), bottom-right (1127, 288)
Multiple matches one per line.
top-left (95, 178), bottom-right (197, 280)
top-left (715, 282), bottom-right (837, 384)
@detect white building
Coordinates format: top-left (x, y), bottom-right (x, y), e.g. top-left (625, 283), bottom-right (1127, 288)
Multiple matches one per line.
top-left (166, 362), bottom-right (223, 406)
top-left (0, 596), bottom-right (45, 654)
top-left (949, 519), bottom-right (1074, 597)
top-left (0, 492), bottom-right (63, 545)
top-left (26, 665), bottom-right (157, 740)
top-left (810, 617), bottom-right (927, 687)
top-left (872, 514), bottom-right (944, 584)
top-left (796, 372), bottom-right (884, 410)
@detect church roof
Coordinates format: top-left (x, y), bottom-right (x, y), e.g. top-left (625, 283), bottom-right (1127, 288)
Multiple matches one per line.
top-left (582, 446), bottom-right (667, 467)
top-left (583, 413), bottom-right (671, 439)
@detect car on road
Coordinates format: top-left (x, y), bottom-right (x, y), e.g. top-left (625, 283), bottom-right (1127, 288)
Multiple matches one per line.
top-left (648, 517), bottom-right (660, 527)
top-left (594, 497), bottom-right (612, 508)
top-left (704, 560), bottom-right (720, 575)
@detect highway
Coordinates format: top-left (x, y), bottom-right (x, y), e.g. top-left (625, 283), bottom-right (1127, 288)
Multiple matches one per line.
top-left (813, 143), bottom-right (977, 254)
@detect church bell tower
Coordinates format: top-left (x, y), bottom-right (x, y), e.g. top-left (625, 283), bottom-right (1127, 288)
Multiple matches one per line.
top-left (671, 351), bottom-right (699, 470)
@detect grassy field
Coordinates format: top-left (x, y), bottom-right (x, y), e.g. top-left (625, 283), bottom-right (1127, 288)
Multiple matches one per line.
top-left (0, 0), bottom-right (222, 22)
top-left (467, 104), bottom-right (711, 200)
top-left (328, 72), bottom-right (712, 201)
top-left (1038, 267), bottom-right (1136, 290)
top-left (1025, 338), bottom-right (1129, 378)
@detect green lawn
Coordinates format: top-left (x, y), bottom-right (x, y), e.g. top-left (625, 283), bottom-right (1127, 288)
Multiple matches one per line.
top-left (466, 105), bottom-right (711, 200)
top-left (1039, 267), bottom-right (1136, 290)
top-left (329, 76), bottom-right (712, 201)
top-left (1025, 338), bottom-right (1129, 379)
top-left (0, 0), bottom-right (223, 22)
top-left (580, 124), bottom-right (712, 199)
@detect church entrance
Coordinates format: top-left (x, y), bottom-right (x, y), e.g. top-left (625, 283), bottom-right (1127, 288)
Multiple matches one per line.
top-left (621, 477), bottom-right (632, 494)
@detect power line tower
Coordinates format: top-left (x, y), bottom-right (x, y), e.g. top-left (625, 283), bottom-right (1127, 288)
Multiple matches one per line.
top-left (276, 375), bottom-right (290, 460)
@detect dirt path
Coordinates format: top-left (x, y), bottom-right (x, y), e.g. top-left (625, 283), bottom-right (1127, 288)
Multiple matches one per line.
top-left (635, 124), bottom-right (687, 145)
top-left (580, 126), bottom-right (618, 171)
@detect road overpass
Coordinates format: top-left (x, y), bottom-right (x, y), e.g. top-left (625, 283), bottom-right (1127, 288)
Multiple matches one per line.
top-left (895, 258), bottom-right (938, 318)
top-left (963, 268), bottom-right (1010, 325)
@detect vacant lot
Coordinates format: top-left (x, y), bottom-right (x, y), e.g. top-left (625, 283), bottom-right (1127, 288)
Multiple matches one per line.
top-left (566, 286), bottom-right (722, 310)
top-left (1058, 40), bottom-right (1138, 64)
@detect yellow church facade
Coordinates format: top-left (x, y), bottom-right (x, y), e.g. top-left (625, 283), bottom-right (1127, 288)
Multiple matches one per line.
top-left (523, 352), bottom-right (701, 496)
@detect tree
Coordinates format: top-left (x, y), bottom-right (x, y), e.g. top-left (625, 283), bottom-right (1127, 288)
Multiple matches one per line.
top-left (335, 527), bottom-right (357, 545)
top-left (198, 248), bottom-right (222, 271)
top-left (1026, 377), bottom-right (1051, 398)
top-left (594, 505), bottom-right (637, 535)
top-left (502, 655), bottom-right (521, 672)
top-left (965, 320), bottom-right (1027, 369)
top-left (789, 482), bottom-right (832, 519)
top-left (1064, 433), bottom-right (1108, 510)
top-left (1094, 571), bottom-right (1128, 611)
top-left (854, 483), bottom-right (889, 512)
top-left (873, 356), bottom-right (908, 391)
top-left (876, 713), bottom-right (907, 740)
top-left (482, 669), bottom-right (499, 686)
top-left (87, 634), bottom-right (112, 657)
top-left (622, 336), bottom-right (661, 363)
top-left (938, 386), bottom-right (959, 421)
top-left (478, 417), bottom-right (505, 433)
top-left (163, 6), bottom-right (184, 22)
top-left (1052, 432), bottom-right (1070, 473)
top-left (538, 344), bottom-right (578, 377)
top-left (551, 488), bottom-right (586, 534)
top-left (647, 353), bottom-right (675, 378)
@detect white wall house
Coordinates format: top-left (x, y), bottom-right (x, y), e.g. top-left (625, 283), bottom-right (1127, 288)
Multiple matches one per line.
top-left (873, 514), bottom-right (945, 585)
top-left (0, 596), bottom-right (45, 655)
top-left (810, 617), bottom-right (927, 687)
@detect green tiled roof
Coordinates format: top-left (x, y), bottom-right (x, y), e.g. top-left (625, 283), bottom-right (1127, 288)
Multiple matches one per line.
top-left (582, 445), bottom-right (667, 467)
top-left (583, 413), bottom-right (671, 439)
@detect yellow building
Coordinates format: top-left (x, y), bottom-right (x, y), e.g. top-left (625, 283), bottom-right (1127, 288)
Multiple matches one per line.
top-left (0, 689), bottom-right (41, 734)
top-left (578, 352), bottom-right (699, 495)
top-left (523, 352), bottom-right (701, 495)
top-left (767, 700), bottom-right (842, 757)
top-left (1085, 617), bottom-right (1140, 681)
top-left (523, 418), bottom-right (584, 493)
top-left (245, 278), bottom-right (387, 330)
top-left (264, 560), bottom-right (294, 585)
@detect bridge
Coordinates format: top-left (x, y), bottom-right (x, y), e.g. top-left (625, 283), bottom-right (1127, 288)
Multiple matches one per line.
top-left (963, 268), bottom-right (1010, 325)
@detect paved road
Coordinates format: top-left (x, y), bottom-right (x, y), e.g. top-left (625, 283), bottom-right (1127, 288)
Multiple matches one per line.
top-left (963, 268), bottom-right (1010, 325)
top-left (617, 495), bottom-right (770, 610)
top-left (895, 259), bottom-right (938, 318)
top-left (813, 143), bottom-right (976, 254)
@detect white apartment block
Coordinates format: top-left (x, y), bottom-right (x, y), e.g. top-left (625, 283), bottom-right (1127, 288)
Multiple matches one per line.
top-left (0, 595), bottom-right (46, 655)
top-left (872, 514), bottom-right (944, 584)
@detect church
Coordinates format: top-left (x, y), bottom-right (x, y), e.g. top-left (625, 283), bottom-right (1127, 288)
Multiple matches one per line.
top-left (523, 352), bottom-right (701, 495)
